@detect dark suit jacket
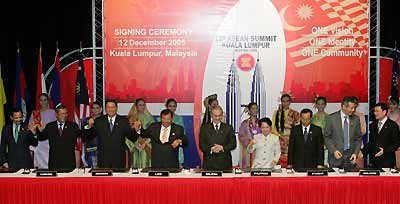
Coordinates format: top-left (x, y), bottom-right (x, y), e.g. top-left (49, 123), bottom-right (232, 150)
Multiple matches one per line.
top-left (0, 124), bottom-right (37, 171)
top-left (362, 118), bottom-right (400, 168)
top-left (37, 121), bottom-right (80, 170)
top-left (199, 123), bottom-right (236, 171)
top-left (84, 114), bottom-right (139, 168)
top-left (141, 122), bottom-right (188, 168)
top-left (288, 124), bottom-right (324, 169)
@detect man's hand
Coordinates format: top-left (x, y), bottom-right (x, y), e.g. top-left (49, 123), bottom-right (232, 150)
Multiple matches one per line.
top-left (171, 139), bottom-right (182, 149)
top-left (349, 154), bottom-right (357, 164)
top-left (214, 144), bottom-right (224, 152)
top-left (334, 150), bottom-right (343, 159)
top-left (28, 124), bottom-right (37, 134)
top-left (375, 147), bottom-right (384, 157)
top-left (317, 165), bottom-right (324, 169)
top-left (211, 144), bottom-right (224, 153)
top-left (286, 165), bottom-right (293, 169)
top-left (87, 118), bottom-right (95, 128)
top-left (2, 163), bottom-right (8, 169)
top-left (271, 160), bottom-right (278, 166)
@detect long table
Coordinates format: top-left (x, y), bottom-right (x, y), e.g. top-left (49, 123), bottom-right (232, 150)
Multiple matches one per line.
top-left (1, 169), bottom-right (400, 204)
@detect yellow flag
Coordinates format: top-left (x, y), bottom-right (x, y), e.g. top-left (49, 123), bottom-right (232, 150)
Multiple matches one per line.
top-left (0, 64), bottom-right (6, 134)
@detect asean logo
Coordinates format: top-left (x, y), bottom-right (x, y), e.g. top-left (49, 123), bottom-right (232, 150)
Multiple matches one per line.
top-left (237, 54), bottom-right (255, 71)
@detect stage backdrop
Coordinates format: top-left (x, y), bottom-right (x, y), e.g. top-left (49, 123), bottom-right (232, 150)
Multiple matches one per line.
top-left (103, 0), bottom-right (369, 167)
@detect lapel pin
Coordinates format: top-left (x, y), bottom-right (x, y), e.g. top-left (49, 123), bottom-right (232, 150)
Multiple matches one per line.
top-left (172, 132), bottom-right (175, 136)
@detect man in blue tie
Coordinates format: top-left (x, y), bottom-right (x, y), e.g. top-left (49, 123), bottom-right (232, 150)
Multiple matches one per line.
top-left (0, 108), bottom-right (37, 172)
top-left (325, 96), bottom-right (362, 170)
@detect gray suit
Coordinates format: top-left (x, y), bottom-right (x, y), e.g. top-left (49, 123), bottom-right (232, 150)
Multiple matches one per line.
top-left (324, 111), bottom-right (362, 168)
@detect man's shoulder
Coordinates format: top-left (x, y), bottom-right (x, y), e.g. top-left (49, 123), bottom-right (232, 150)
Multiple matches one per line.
top-left (65, 121), bottom-right (79, 128)
top-left (328, 111), bottom-right (340, 117)
top-left (386, 118), bottom-right (399, 129)
top-left (172, 123), bottom-right (184, 130)
top-left (221, 122), bottom-right (233, 130)
top-left (95, 115), bottom-right (107, 122)
top-left (310, 124), bottom-right (323, 133)
top-left (47, 121), bottom-right (57, 126)
top-left (149, 122), bottom-right (162, 129)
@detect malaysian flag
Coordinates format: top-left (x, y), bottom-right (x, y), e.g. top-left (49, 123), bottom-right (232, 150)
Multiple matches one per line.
top-left (74, 46), bottom-right (91, 167)
top-left (74, 47), bottom-right (90, 128)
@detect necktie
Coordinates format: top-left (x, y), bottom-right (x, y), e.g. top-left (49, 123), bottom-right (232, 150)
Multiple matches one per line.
top-left (109, 118), bottom-right (114, 132)
top-left (58, 123), bottom-right (63, 136)
top-left (215, 124), bottom-right (219, 133)
top-left (378, 121), bottom-right (383, 133)
top-left (161, 127), bottom-right (168, 144)
top-left (303, 127), bottom-right (308, 143)
top-left (14, 125), bottom-right (19, 142)
top-left (343, 116), bottom-right (349, 150)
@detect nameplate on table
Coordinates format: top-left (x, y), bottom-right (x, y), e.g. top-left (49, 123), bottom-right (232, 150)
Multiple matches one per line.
top-left (251, 170), bottom-right (272, 176)
top-left (131, 168), bottom-right (140, 174)
top-left (36, 170), bottom-right (57, 177)
top-left (359, 170), bottom-right (380, 176)
top-left (91, 169), bottom-right (113, 176)
top-left (307, 170), bottom-right (328, 176)
top-left (201, 171), bottom-right (223, 177)
top-left (148, 171), bottom-right (169, 177)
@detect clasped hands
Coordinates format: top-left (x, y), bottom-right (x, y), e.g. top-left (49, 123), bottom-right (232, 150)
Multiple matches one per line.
top-left (211, 144), bottom-right (224, 153)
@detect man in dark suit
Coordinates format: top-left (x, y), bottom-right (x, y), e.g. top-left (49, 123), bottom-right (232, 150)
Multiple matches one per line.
top-left (362, 103), bottom-right (400, 168)
top-left (0, 108), bottom-right (37, 171)
top-left (199, 105), bottom-right (236, 171)
top-left (288, 108), bottom-right (324, 170)
top-left (32, 105), bottom-right (81, 170)
top-left (325, 96), bottom-right (362, 169)
top-left (85, 99), bottom-right (139, 168)
top-left (135, 109), bottom-right (187, 169)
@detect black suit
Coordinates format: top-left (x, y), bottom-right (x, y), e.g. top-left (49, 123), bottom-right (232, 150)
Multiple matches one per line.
top-left (37, 121), bottom-right (80, 170)
top-left (362, 118), bottom-right (400, 168)
top-left (141, 122), bottom-right (188, 168)
top-left (0, 124), bottom-right (37, 171)
top-left (288, 124), bottom-right (324, 169)
top-left (84, 115), bottom-right (139, 168)
top-left (199, 123), bottom-right (236, 171)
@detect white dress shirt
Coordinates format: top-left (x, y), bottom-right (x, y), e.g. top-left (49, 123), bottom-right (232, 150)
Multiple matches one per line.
top-left (378, 116), bottom-right (388, 132)
top-left (56, 121), bottom-right (65, 130)
top-left (108, 115), bottom-right (116, 125)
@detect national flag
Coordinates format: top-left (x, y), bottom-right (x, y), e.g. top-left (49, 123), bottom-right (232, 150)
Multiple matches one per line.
top-left (74, 47), bottom-right (90, 128)
top-left (74, 46), bottom-right (91, 167)
top-left (14, 47), bottom-right (31, 121)
top-left (0, 63), bottom-right (6, 133)
top-left (49, 47), bottom-right (62, 108)
top-left (35, 43), bottom-right (47, 109)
